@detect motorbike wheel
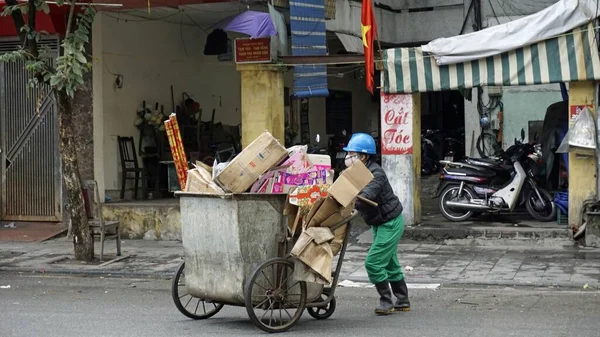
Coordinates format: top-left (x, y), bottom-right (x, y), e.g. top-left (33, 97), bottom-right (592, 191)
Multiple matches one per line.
top-left (525, 188), bottom-right (557, 222)
top-left (439, 185), bottom-right (475, 222)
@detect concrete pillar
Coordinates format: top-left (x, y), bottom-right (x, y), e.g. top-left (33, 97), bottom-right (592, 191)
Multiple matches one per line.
top-left (380, 90), bottom-right (422, 226)
top-left (237, 64), bottom-right (285, 148)
top-left (568, 81), bottom-right (597, 229)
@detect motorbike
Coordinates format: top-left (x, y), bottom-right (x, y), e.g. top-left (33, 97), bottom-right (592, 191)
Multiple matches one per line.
top-left (422, 129), bottom-right (443, 175)
top-left (461, 132), bottom-right (543, 187)
top-left (307, 134), bottom-right (328, 155)
top-left (435, 129), bottom-right (556, 222)
top-left (443, 128), bottom-right (465, 163)
top-left (328, 132), bottom-right (349, 181)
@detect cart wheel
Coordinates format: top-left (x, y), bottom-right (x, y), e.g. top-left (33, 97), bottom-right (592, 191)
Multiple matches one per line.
top-left (171, 262), bottom-right (224, 319)
top-left (244, 258), bottom-right (307, 333)
top-left (307, 295), bottom-right (336, 320)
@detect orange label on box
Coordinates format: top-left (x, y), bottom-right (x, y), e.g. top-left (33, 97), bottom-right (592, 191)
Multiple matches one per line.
top-left (289, 184), bottom-right (329, 207)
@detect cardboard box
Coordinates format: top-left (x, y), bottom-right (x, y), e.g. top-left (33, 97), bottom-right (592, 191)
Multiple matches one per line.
top-left (185, 168), bottom-right (224, 194)
top-left (215, 131), bottom-right (288, 193)
top-left (249, 146), bottom-right (333, 195)
top-left (307, 154), bottom-right (331, 168)
top-left (327, 160), bottom-right (374, 207)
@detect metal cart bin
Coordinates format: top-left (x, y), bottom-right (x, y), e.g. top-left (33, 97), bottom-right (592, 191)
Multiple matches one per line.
top-left (173, 191), bottom-right (357, 333)
top-left (179, 193), bottom-right (322, 304)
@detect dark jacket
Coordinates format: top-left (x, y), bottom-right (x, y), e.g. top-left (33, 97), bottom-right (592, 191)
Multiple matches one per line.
top-left (356, 160), bottom-right (403, 226)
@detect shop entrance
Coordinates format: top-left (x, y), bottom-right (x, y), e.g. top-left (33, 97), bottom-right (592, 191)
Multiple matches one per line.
top-left (420, 90), bottom-right (466, 176)
top-left (0, 37), bottom-right (62, 222)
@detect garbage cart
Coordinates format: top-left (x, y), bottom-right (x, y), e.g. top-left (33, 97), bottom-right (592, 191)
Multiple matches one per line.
top-left (171, 192), bottom-right (358, 333)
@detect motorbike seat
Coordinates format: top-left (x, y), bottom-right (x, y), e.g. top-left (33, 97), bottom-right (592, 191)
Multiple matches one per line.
top-left (464, 156), bottom-right (499, 165)
top-left (444, 166), bottom-right (496, 178)
top-left (464, 157), bottom-right (512, 171)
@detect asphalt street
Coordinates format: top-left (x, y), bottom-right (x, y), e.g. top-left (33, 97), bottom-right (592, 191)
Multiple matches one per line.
top-left (1, 273), bottom-right (599, 337)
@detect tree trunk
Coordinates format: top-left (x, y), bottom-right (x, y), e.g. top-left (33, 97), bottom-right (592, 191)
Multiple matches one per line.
top-left (56, 89), bottom-right (93, 261)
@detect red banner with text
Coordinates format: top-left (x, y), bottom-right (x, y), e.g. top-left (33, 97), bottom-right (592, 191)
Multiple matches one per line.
top-left (380, 92), bottom-right (413, 155)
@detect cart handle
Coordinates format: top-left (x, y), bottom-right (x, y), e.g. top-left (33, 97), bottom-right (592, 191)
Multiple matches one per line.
top-left (329, 210), bottom-right (360, 232)
top-left (357, 195), bottom-right (378, 208)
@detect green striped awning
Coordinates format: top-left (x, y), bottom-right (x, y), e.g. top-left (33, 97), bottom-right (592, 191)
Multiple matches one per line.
top-left (383, 23), bottom-right (600, 94)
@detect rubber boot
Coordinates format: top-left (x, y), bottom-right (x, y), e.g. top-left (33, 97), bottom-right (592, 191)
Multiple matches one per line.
top-left (374, 282), bottom-right (396, 315)
top-left (390, 279), bottom-right (411, 311)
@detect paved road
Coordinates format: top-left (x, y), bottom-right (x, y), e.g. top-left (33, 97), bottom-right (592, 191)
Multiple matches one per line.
top-left (2, 273), bottom-right (599, 337)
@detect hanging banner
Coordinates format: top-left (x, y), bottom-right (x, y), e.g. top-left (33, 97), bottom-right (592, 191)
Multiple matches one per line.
top-left (380, 92), bottom-right (413, 155)
top-left (289, 0), bottom-right (329, 98)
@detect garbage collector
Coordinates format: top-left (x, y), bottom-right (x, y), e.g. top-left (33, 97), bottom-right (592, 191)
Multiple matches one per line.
top-left (343, 132), bottom-right (410, 315)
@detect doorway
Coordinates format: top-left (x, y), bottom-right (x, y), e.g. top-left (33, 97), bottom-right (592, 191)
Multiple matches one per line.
top-left (0, 37), bottom-right (62, 221)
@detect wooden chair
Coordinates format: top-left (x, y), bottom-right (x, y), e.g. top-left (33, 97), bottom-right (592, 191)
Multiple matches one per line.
top-left (117, 136), bottom-right (146, 200)
top-left (83, 180), bottom-right (121, 261)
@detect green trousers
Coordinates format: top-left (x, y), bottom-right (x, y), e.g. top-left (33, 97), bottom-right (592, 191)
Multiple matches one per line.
top-left (365, 215), bottom-right (405, 284)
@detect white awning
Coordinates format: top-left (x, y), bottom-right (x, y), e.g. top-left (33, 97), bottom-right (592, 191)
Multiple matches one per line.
top-left (422, 0), bottom-right (599, 65)
top-left (383, 23), bottom-right (600, 94)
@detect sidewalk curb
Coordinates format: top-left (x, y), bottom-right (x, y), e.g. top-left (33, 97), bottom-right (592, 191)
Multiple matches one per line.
top-left (404, 226), bottom-right (569, 242)
top-left (4, 265), bottom-right (597, 291)
top-left (345, 275), bottom-right (599, 290)
top-left (0, 266), bottom-right (175, 280)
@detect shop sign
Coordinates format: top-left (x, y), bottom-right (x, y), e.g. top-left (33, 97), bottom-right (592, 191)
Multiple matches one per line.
top-left (569, 105), bottom-right (594, 128)
top-left (380, 93), bottom-right (413, 155)
top-left (234, 38), bottom-right (272, 64)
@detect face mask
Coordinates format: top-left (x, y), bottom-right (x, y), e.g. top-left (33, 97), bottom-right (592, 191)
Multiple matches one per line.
top-left (344, 154), bottom-right (359, 167)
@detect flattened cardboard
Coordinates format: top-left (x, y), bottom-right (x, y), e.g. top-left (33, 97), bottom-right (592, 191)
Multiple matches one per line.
top-left (330, 224), bottom-right (347, 256)
top-left (290, 227), bottom-right (335, 284)
top-left (191, 163), bottom-right (213, 182)
top-left (215, 131), bottom-right (288, 193)
top-left (327, 160), bottom-right (373, 207)
top-left (290, 230), bottom-right (313, 256)
top-left (185, 169), bottom-right (224, 194)
top-left (194, 160), bottom-right (213, 175)
top-left (293, 259), bottom-right (329, 285)
top-left (306, 197), bottom-right (341, 228)
top-left (320, 202), bottom-right (354, 228)
top-left (296, 242), bottom-right (333, 283)
top-left (302, 197), bottom-right (325, 228)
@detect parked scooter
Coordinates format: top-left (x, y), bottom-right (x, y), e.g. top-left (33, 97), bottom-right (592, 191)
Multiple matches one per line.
top-left (461, 132), bottom-right (543, 187)
top-left (443, 128), bottom-right (465, 162)
top-left (328, 130), bottom-right (350, 180)
top-left (307, 134), bottom-right (328, 155)
top-left (422, 129), bottom-right (443, 175)
top-left (436, 129), bottom-right (556, 222)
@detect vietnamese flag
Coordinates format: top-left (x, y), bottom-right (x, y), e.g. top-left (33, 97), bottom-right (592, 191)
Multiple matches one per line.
top-left (361, 0), bottom-right (377, 93)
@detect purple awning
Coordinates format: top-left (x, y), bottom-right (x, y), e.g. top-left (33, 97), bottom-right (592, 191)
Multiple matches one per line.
top-left (212, 10), bottom-right (277, 38)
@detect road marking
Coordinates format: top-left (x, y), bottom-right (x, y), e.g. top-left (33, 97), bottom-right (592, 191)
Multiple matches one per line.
top-left (338, 280), bottom-right (441, 290)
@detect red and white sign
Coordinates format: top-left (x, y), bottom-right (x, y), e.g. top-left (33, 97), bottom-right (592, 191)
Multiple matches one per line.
top-left (569, 105), bottom-right (594, 128)
top-left (234, 38), bottom-right (272, 64)
top-left (380, 93), bottom-right (413, 155)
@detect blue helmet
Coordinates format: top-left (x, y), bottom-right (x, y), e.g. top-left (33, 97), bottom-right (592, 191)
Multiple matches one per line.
top-left (343, 133), bottom-right (377, 155)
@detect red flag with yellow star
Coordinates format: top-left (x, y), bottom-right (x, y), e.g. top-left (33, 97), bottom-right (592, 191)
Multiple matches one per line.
top-left (361, 0), bottom-right (377, 93)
